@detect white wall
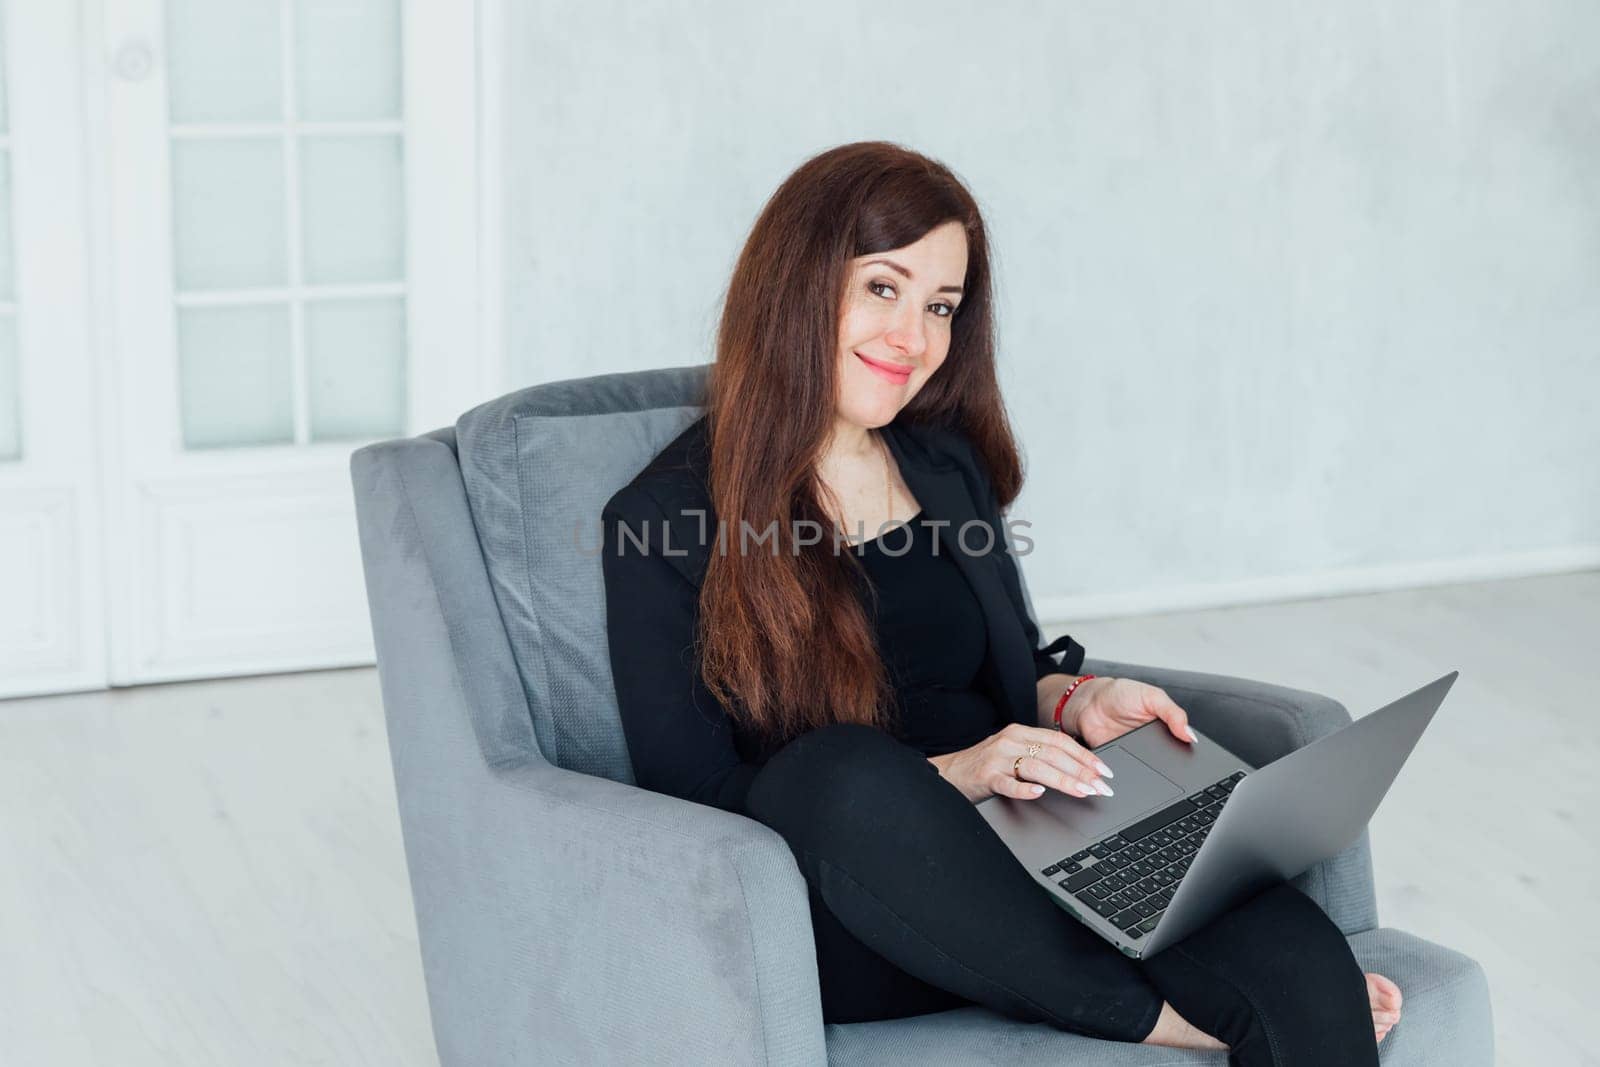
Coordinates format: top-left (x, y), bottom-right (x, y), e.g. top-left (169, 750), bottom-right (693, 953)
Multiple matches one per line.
top-left (499, 1), bottom-right (1600, 619)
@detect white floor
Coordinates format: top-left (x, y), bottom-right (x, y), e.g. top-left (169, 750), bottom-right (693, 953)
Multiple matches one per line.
top-left (1, 570), bottom-right (1594, 1066)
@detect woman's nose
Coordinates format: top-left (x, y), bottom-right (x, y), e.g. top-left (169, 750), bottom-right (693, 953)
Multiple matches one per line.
top-left (885, 312), bottom-right (928, 358)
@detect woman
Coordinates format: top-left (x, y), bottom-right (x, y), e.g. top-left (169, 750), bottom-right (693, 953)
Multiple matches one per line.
top-left (599, 142), bottom-right (1402, 1064)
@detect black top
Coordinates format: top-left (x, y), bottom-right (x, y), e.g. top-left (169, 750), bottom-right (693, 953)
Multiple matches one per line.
top-left (853, 510), bottom-right (1001, 756)
top-left (598, 414), bottom-right (1088, 819)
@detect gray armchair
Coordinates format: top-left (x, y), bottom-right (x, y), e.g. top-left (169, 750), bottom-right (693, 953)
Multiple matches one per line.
top-left (350, 365), bottom-right (1493, 1065)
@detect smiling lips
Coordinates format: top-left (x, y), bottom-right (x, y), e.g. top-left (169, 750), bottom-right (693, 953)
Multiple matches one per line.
top-left (856, 351), bottom-right (913, 385)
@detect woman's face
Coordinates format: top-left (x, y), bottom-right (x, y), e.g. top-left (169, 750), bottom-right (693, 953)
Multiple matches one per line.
top-left (835, 220), bottom-right (968, 430)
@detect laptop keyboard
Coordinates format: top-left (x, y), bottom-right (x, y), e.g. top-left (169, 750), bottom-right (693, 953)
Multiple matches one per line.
top-left (1037, 770), bottom-right (1247, 941)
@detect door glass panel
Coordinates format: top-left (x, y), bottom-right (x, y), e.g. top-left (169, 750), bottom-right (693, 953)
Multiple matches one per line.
top-left (0, 319), bottom-right (18, 461)
top-left (295, 0), bottom-right (401, 121)
top-left (299, 135), bottom-right (404, 284)
top-left (165, 0), bottom-right (282, 123)
top-left (0, 148), bottom-right (13, 300)
top-left (164, 1), bottom-right (407, 452)
top-left (177, 304), bottom-right (293, 448)
top-left (0, 44), bottom-right (15, 460)
top-left (171, 138), bottom-right (288, 291)
top-left (0, 3), bottom-right (7, 136)
top-left (306, 297), bottom-right (406, 441)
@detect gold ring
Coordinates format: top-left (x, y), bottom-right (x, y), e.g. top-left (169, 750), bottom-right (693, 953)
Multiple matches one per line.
top-left (1012, 755), bottom-right (1026, 779)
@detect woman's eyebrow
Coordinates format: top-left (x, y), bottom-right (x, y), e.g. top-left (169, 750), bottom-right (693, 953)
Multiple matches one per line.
top-left (862, 258), bottom-right (964, 294)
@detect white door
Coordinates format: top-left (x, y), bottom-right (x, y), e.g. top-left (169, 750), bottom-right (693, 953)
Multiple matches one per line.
top-left (0, 3), bottom-right (108, 699)
top-left (0, 0), bottom-right (497, 697)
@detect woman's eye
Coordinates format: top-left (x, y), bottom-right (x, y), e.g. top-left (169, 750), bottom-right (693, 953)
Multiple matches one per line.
top-left (869, 280), bottom-right (956, 319)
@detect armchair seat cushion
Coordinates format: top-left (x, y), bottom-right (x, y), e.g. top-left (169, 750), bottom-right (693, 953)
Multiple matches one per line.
top-left (823, 926), bottom-right (1492, 1066)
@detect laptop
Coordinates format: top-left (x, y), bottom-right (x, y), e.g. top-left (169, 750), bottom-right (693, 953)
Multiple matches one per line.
top-left (976, 671), bottom-right (1458, 958)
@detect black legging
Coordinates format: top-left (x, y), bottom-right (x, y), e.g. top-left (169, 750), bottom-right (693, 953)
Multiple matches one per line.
top-left (745, 722), bottom-right (1380, 1067)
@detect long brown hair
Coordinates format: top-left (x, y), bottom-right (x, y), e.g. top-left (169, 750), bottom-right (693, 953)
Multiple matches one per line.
top-left (699, 141), bottom-right (1024, 746)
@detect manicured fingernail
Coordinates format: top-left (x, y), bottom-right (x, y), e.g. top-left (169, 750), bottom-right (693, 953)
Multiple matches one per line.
top-left (1095, 760), bottom-right (1113, 778)
top-left (1185, 726), bottom-right (1198, 742)
top-left (1094, 780), bottom-right (1114, 797)
top-left (1030, 784), bottom-right (1044, 795)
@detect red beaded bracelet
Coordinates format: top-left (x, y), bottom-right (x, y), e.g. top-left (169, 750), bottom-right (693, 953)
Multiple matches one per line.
top-left (1053, 674), bottom-right (1097, 733)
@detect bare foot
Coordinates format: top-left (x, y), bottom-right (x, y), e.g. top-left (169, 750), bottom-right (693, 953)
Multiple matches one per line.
top-left (1367, 971), bottom-right (1403, 1043)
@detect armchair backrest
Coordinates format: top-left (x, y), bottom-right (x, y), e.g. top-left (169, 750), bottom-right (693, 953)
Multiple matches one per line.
top-left (359, 360), bottom-right (1051, 785)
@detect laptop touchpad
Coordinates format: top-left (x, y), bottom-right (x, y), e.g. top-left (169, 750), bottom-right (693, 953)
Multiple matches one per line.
top-left (1037, 744), bottom-right (1184, 841)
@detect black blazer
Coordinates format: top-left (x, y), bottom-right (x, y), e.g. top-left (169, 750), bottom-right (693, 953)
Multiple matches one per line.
top-left (599, 413), bottom-right (1086, 815)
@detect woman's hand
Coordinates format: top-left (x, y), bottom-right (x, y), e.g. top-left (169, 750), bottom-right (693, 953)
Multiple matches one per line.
top-left (927, 722), bottom-right (1117, 805)
top-left (1067, 677), bottom-right (1198, 750)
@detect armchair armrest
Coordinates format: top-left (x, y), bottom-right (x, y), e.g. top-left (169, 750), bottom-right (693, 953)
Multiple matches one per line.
top-left (1081, 657), bottom-right (1380, 936)
top-left (405, 755), bottom-right (826, 1066)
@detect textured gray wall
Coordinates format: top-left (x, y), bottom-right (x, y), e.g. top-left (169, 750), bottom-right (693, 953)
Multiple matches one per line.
top-left (501, 1), bottom-right (1599, 610)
